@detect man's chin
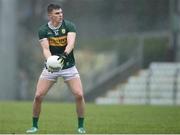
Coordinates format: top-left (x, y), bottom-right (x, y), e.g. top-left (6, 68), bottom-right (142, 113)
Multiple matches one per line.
top-left (59, 19), bottom-right (63, 23)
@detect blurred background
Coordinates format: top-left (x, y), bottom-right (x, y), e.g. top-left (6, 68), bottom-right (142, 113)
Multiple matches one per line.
top-left (0, 0), bottom-right (180, 105)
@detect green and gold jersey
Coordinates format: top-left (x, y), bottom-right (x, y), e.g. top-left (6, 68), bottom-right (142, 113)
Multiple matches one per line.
top-left (38, 20), bottom-right (76, 69)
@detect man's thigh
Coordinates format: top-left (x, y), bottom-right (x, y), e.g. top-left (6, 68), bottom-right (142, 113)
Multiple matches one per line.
top-left (66, 77), bottom-right (84, 95)
top-left (35, 78), bottom-right (55, 96)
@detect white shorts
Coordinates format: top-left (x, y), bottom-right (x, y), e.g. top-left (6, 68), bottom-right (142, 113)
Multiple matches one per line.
top-left (39, 66), bottom-right (80, 81)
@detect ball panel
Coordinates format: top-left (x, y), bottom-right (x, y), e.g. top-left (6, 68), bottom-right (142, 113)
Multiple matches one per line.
top-left (46, 55), bottom-right (61, 69)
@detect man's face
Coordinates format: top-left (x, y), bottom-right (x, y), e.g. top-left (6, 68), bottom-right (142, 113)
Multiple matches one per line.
top-left (49, 8), bottom-right (63, 23)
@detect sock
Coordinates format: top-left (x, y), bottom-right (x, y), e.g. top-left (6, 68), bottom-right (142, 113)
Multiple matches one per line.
top-left (32, 117), bottom-right (39, 128)
top-left (78, 117), bottom-right (84, 128)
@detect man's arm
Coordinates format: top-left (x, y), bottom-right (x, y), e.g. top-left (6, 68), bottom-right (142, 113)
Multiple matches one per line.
top-left (64, 32), bottom-right (76, 54)
top-left (40, 39), bottom-right (52, 60)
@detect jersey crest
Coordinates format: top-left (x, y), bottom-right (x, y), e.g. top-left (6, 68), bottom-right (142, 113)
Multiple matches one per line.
top-left (61, 29), bottom-right (66, 34)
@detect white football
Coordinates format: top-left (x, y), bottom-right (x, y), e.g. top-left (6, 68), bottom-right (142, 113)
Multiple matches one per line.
top-left (46, 55), bottom-right (63, 69)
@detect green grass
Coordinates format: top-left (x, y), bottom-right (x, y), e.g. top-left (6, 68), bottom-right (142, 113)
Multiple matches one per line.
top-left (0, 101), bottom-right (180, 134)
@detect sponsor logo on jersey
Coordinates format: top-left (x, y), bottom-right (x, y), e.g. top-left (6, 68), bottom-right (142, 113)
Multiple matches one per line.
top-left (53, 29), bottom-right (59, 36)
top-left (48, 36), bottom-right (67, 46)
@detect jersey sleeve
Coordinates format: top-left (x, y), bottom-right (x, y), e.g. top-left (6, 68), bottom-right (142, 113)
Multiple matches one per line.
top-left (38, 26), bottom-right (47, 40)
top-left (66, 21), bottom-right (76, 33)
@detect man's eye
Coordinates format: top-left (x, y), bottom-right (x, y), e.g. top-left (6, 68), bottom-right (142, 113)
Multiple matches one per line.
top-left (55, 12), bottom-right (60, 15)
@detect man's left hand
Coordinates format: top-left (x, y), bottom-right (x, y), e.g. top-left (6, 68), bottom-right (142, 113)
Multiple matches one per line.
top-left (59, 52), bottom-right (68, 60)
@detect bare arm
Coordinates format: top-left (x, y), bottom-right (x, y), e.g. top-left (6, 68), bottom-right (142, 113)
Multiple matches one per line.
top-left (40, 39), bottom-right (52, 60)
top-left (64, 32), bottom-right (76, 54)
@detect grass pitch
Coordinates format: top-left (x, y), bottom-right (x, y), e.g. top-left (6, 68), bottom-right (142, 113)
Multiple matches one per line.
top-left (0, 101), bottom-right (180, 134)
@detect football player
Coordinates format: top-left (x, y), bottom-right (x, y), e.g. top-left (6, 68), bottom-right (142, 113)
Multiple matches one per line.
top-left (26, 3), bottom-right (86, 134)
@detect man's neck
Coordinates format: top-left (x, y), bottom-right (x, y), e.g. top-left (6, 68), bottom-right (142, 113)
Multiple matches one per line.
top-left (48, 21), bottom-right (62, 30)
top-left (52, 21), bottom-right (60, 27)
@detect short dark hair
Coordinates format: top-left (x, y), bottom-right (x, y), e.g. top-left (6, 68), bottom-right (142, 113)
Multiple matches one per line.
top-left (47, 4), bottom-right (62, 13)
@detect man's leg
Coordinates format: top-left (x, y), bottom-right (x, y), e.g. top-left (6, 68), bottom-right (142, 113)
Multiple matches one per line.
top-left (66, 77), bottom-right (86, 133)
top-left (26, 79), bottom-right (55, 133)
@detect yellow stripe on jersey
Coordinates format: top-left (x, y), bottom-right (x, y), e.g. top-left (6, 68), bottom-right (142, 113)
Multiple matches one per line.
top-left (48, 36), bottom-right (67, 46)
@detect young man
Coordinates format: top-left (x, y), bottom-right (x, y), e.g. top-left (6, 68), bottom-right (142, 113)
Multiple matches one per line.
top-left (26, 4), bottom-right (86, 134)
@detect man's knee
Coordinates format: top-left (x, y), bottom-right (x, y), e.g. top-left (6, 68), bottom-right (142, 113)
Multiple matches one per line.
top-left (75, 91), bottom-right (84, 100)
top-left (34, 94), bottom-right (44, 102)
